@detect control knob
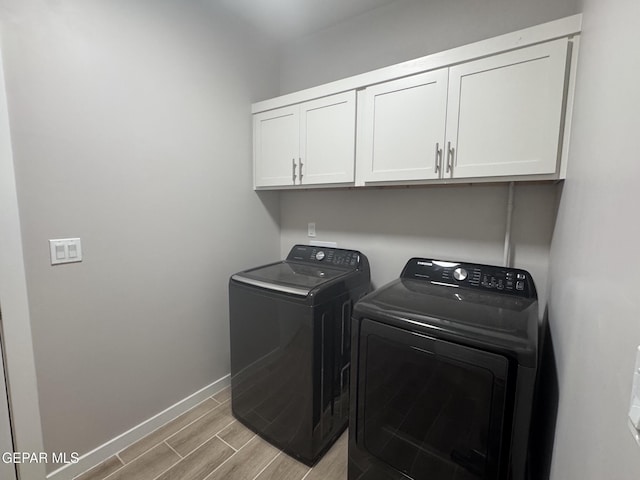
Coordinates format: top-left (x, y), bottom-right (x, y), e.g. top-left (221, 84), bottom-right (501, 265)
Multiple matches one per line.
top-left (315, 251), bottom-right (325, 261)
top-left (453, 267), bottom-right (468, 281)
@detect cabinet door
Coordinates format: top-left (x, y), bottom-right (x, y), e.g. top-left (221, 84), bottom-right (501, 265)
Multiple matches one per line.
top-left (361, 70), bottom-right (448, 182)
top-left (300, 91), bottom-right (356, 185)
top-left (254, 105), bottom-right (299, 188)
top-left (446, 39), bottom-right (569, 179)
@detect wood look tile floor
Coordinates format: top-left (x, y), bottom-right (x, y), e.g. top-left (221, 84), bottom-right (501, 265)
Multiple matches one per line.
top-left (74, 387), bottom-right (348, 480)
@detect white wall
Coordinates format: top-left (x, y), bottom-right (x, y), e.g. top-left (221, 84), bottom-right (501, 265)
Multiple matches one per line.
top-left (0, 0), bottom-right (280, 471)
top-left (547, 0), bottom-right (640, 478)
top-left (279, 0), bottom-right (580, 94)
top-left (281, 184), bottom-right (559, 306)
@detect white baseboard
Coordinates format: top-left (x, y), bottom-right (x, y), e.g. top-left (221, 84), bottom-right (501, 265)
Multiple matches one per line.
top-left (46, 375), bottom-right (230, 480)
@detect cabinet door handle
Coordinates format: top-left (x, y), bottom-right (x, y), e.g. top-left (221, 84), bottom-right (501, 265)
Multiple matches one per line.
top-left (298, 158), bottom-right (303, 184)
top-left (446, 141), bottom-right (455, 175)
top-left (292, 158), bottom-right (297, 184)
top-left (434, 142), bottom-right (442, 174)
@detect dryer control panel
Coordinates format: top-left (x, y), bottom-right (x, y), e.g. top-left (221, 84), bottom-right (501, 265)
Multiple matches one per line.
top-left (401, 258), bottom-right (536, 298)
top-left (286, 244), bottom-right (362, 269)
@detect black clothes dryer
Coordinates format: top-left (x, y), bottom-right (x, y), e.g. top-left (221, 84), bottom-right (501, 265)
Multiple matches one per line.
top-left (349, 258), bottom-right (538, 480)
top-left (229, 244), bottom-right (370, 466)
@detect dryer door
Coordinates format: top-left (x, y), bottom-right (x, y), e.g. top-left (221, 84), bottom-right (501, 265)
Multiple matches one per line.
top-left (353, 318), bottom-right (510, 480)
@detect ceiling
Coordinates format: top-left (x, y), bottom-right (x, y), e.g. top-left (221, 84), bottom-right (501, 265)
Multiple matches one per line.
top-left (215, 0), bottom-right (400, 42)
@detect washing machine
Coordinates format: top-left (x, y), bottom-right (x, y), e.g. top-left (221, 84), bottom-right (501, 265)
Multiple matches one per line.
top-left (229, 244), bottom-right (370, 465)
top-left (349, 258), bottom-right (538, 480)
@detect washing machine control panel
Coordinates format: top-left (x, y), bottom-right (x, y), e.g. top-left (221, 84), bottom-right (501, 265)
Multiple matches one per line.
top-left (401, 258), bottom-right (536, 298)
top-left (287, 245), bottom-right (362, 269)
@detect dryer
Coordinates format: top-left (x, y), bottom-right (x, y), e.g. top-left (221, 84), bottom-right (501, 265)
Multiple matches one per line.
top-left (229, 244), bottom-right (370, 465)
top-left (349, 258), bottom-right (538, 480)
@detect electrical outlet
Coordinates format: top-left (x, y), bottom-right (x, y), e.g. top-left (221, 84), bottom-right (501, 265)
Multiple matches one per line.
top-left (308, 222), bottom-right (316, 237)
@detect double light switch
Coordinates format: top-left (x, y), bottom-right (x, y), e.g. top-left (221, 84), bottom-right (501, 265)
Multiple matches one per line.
top-left (49, 238), bottom-right (82, 265)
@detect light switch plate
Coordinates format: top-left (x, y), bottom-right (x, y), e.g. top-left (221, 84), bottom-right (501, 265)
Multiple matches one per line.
top-left (307, 222), bottom-right (316, 237)
top-left (49, 238), bottom-right (82, 265)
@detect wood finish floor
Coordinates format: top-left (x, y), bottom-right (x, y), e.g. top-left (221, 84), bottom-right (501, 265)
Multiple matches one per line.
top-left (74, 386), bottom-right (348, 480)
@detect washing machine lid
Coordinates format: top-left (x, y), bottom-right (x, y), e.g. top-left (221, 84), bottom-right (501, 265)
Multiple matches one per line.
top-left (231, 245), bottom-right (369, 298)
top-left (354, 258), bottom-right (539, 366)
top-left (231, 261), bottom-right (349, 297)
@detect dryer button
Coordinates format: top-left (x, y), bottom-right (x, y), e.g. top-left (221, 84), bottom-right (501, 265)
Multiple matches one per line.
top-left (453, 267), bottom-right (468, 281)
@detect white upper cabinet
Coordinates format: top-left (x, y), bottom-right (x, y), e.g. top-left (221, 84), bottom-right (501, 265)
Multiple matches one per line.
top-left (445, 39), bottom-right (569, 179)
top-left (254, 105), bottom-right (299, 188)
top-left (254, 91), bottom-right (356, 188)
top-left (252, 15), bottom-right (581, 189)
top-left (359, 39), bottom-right (570, 184)
top-left (361, 70), bottom-right (448, 182)
top-left (300, 92), bottom-right (356, 185)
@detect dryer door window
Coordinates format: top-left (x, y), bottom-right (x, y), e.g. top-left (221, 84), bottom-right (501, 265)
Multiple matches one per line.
top-left (356, 319), bottom-right (509, 480)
